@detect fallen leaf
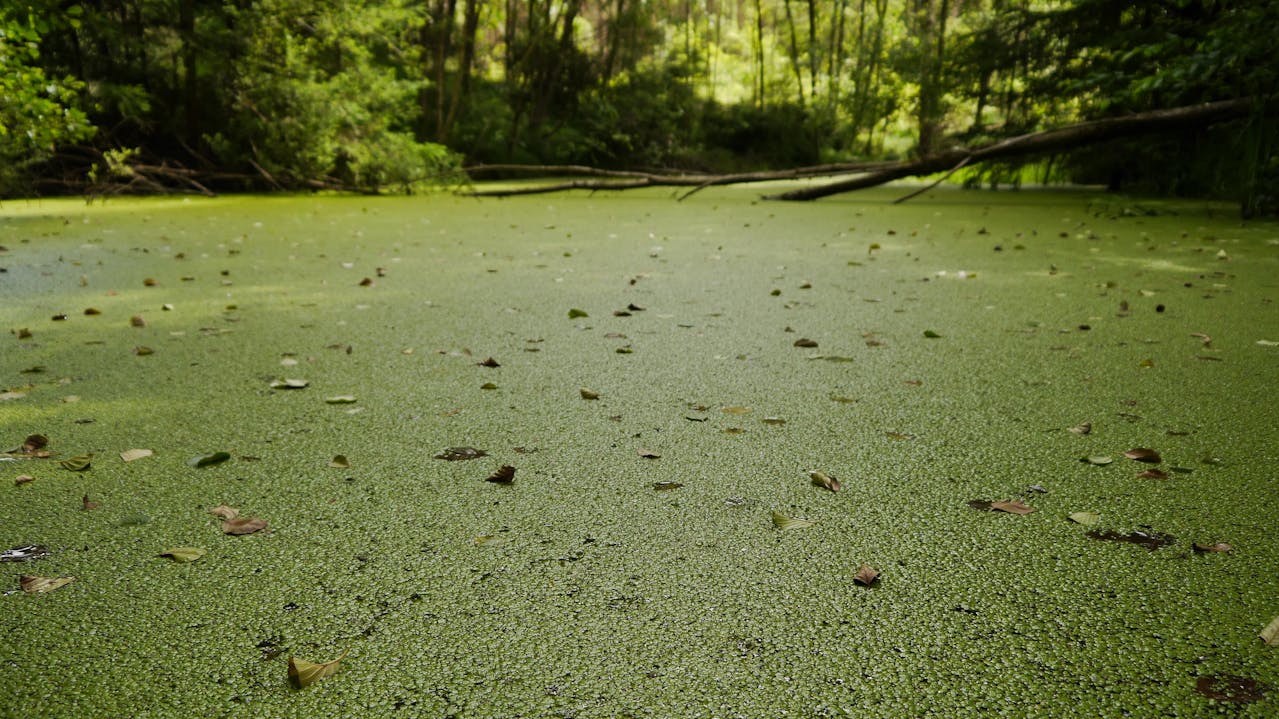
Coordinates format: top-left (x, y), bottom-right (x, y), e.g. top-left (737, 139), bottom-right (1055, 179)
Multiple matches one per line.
top-left (1193, 542), bottom-right (1233, 554)
top-left (188, 452), bottom-right (231, 468)
top-left (329, 455), bottom-right (350, 469)
top-left (809, 470), bottom-right (840, 492)
top-left (130, 315), bottom-right (147, 327)
top-left (120, 448), bottom-right (153, 462)
top-left (81, 494), bottom-right (100, 511)
top-left (433, 447), bottom-right (488, 461)
top-left (653, 481), bottom-right (683, 491)
top-left (1068, 511), bottom-right (1101, 526)
top-left (288, 651), bottom-right (348, 689)
top-left (324, 395), bottom-right (357, 404)
top-left (1067, 422), bottom-right (1092, 435)
top-left (793, 338), bottom-right (819, 348)
top-left (358, 277), bottom-right (374, 287)
top-left (1123, 448), bottom-right (1162, 463)
top-left (772, 511), bottom-right (816, 530)
top-left (223, 517), bottom-right (268, 535)
top-left (208, 505), bottom-right (240, 520)
top-left (567, 308), bottom-right (589, 319)
top-left (1136, 469), bottom-right (1169, 479)
top-left (923, 330), bottom-right (942, 338)
top-left (853, 565), bottom-right (880, 586)
top-left (480, 382), bottom-right (498, 390)
top-left (15, 474), bottom-right (35, 486)
top-left (59, 454), bottom-right (92, 471)
top-left (579, 388), bottom-right (600, 400)
top-left (84, 307), bottom-right (101, 315)
top-left (1083, 456), bottom-right (1114, 466)
top-left (270, 378), bottom-right (309, 389)
top-left (637, 449), bottom-right (661, 459)
top-left (485, 465), bottom-right (516, 484)
top-left (722, 427), bottom-right (745, 435)
top-left (761, 417), bottom-right (786, 425)
top-left (133, 346), bottom-right (154, 356)
top-left (22, 434), bottom-right (48, 453)
top-left (1262, 616), bottom-right (1279, 646)
top-left (990, 500), bottom-right (1036, 515)
top-left (20, 575), bottom-right (75, 594)
top-left (477, 357), bottom-right (500, 368)
top-left (159, 547), bottom-right (206, 562)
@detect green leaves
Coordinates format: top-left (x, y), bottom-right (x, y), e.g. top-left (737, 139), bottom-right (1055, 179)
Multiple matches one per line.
top-left (1067, 511), bottom-right (1100, 526)
top-left (1262, 616), bottom-right (1279, 646)
top-left (59, 454), bottom-right (92, 471)
top-left (159, 547), bottom-right (207, 563)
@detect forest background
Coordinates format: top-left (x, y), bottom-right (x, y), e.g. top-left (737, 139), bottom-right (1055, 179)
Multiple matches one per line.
top-left (1, 0), bottom-right (1276, 215)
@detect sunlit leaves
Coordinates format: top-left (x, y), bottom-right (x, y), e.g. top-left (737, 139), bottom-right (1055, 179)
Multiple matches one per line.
top-left (809, 470), bottom-right (840, 492)
top-left (188, 452), bottom-right (231, 467)
top-left (772, 511), bottom-right (816, 530)
top-left (288, 651), bottom-right (348, 689)
top-left (20, 575), bottom-right (75, 594)
top-left (159, 547), bottom-right (207, 562)
top-left (120, 448), bottom-right (153, 462)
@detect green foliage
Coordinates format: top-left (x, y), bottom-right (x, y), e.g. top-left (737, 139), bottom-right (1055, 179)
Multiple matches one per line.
top-left (0, 9), bottom-right (93, 193)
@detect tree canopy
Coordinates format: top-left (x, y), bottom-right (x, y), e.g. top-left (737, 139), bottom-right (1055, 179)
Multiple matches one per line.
top-left (3, 0), bottom-right (1276, 213)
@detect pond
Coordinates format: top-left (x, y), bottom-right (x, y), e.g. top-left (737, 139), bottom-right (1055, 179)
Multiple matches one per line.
top-left (2, 184), bottom-right (1278, 717)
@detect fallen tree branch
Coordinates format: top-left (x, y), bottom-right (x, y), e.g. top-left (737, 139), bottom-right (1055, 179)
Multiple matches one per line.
top-left (768, 98), bottom-right (1256, 201)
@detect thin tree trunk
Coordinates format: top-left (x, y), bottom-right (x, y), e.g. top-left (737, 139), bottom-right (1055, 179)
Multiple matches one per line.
top-left (782, 0), bottom-right (806, 107)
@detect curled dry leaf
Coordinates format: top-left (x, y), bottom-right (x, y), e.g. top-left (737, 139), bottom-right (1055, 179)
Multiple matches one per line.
top-left (15, 474), bottom-right (35, 486)
top-left (159, 547), bottom-right (207, 562)
top-left (579, 388), bottom-right (600, 400)
top-left (223, 517), bottom-right (268, 535)
top-left (485, 465), bottom-right (516, 484)
top-left (1261, 616), bottom-right (1279, 646)
top-left (1068, 422), bottom-right (1092, 435)
top-left (793, 338), bottom-right (819, 348)
top-left (1124, 448), bottom-right (1162, 463)
top-left (20, 575), bottom-right (75, 594)
top-left (120, 448), bottom-right (153, 462)
top-left (809, 470), bottom-right (840, 492)
top-left (853, 565), bottom-right (880, 586)
top-left (208, 505), bottom-right (240, 520)
top-left (772, 511), bottom-right (816, 530)
top-left (477, 357), bottom-right (500, 368)
top-left (288, 651), bottom-right (348, 689)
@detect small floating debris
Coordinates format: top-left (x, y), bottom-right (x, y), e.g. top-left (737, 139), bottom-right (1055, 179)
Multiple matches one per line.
top-left (434, 447), bottom-right (488, 461)
top-left (1, 545), bottom-right (50, 562)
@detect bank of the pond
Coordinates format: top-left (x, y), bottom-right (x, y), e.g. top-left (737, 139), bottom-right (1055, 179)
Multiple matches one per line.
top-left (2, 185), bottom-right (1278, 717)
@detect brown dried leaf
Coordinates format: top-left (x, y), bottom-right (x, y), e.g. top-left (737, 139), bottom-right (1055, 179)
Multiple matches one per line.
top-left (20, 575), bottom-right (75, 594)
top-left (130, 315), bottom-right (147, 327)
top-left (990, 500), bottom-right (1036, 515)
top-left (485, 465), bottom-right (516, 484)
top-left (853, 564), bottom-right (880, 586)
top-left (223, 517), bottom-right (268, 535)
top-left (1124, 448), bottom-right (1162, 463)
top-left (793, 338), bottom-right (819, 348)
top-left (477, 357), bottom-right (500, 368)
top-left (208, 505), bottom-right (240, 520)
top-left (15, 474), bottom-right (35, 486)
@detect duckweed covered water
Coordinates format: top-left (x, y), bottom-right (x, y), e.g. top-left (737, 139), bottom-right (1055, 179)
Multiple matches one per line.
top-left (2, 185), bottom-right (1278, 717)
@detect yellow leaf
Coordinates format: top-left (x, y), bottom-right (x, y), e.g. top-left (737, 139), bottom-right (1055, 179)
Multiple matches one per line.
top-left (20, 575), bottom-right (75, 594)
top-left (288, 651), bottom-right (348, 688)
top-left (159, 547), bottom-right (207, 562)
top-left (772, 511), bottom-right (816, 530)
top-left (120, 448), bottom-right (153, 462)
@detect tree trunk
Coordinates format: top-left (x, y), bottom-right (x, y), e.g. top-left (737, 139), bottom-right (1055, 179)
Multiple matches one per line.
top-left (782, 0), bottom-right (805, 107)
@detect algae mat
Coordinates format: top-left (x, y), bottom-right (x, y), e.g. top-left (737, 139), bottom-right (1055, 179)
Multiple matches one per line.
top-left (2, 186), bottom-right (1278, 717)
